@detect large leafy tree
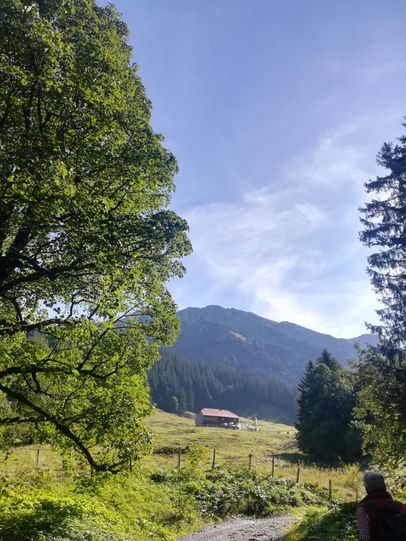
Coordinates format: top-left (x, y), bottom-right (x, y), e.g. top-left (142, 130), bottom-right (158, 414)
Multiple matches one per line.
top-left (0, 0), bottom-right (191, 472)
top-left (353, 348), bottom-right (406, 471)
top-left (359, 124), bottom-right (406, 359)
top-left (296, 350), bottom-right (361, 465)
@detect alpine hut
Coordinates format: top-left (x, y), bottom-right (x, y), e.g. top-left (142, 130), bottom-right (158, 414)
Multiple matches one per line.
top-left (196, 408), bottom-right (240, 428)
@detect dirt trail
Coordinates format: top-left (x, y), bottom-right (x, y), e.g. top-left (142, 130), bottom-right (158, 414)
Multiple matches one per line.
top-left (178, 514), bottom-right (295, 541)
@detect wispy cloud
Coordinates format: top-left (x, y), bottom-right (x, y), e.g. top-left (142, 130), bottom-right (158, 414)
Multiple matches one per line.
top-left (176, 125), bottom-right (380, 337)
top-left (281, 122), bottom-right (369, 192)
top-left (362, 60), bottom-right (406, 86)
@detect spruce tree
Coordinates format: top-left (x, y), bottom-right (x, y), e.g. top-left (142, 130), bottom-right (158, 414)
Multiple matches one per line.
top-left (360, 124), bottom-right (406, 360)
top-left (296, 351), bottom-right (361, 464)
top-left (355, 123), bottom-right (406, 468)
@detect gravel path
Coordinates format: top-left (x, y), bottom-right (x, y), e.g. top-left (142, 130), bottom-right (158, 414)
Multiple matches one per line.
top-left (178, 514), bottom-right (295, 541)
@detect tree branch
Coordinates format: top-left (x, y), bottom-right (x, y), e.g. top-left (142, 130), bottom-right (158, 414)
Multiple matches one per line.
top-left (0, 317), bottom-right (80, 336)
top-left (0, 415), bottom-right (44, 425)
top-left (0, 381), bottom-right (113, 472)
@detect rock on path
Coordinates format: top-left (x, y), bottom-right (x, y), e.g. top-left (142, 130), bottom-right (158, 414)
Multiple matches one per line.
top-left (178, 514), bottom-right (295, 541)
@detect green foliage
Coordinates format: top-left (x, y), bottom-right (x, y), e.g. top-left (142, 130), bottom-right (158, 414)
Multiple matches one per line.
top-left (287, 504), bottom-right (358, 541)
top-left (0, 452), bottom-right (331, 541)
top-left (353, 348), bottom-right (406, 473)
top-left (359, 123), bottom-right (406, 354)
top-left (0, 483), bottom-right (125, 541)
top-left (0, 407), bottom-right (371, 541)
top-left (342, 464), bottom-right (362, 501)
top-left (0, 0), bottom-right (191, 472)
top-left (0, 472), bottom-right (185, 541)
top-left (296, 350), bottom-right (361, 464)
top-left (357, 121), bottom-right (406, 472)
top-left (183, 444), bottom-right (207, 472)
top-left (150, 467), bottom-right (327, 519)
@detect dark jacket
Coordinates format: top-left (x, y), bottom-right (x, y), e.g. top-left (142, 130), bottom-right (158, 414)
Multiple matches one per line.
top-left (359, 491), bottom-right (398, 541)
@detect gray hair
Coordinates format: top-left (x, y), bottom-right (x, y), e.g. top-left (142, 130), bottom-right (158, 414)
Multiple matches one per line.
top-left (363, 471), bottom-right (386, 494)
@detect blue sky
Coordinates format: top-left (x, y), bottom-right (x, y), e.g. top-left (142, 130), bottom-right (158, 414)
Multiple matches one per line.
top-left (108, 0), bottom-right (406, 338)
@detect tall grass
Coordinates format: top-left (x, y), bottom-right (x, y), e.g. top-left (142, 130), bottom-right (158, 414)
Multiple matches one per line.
top-left (144, 410), bottom-right (363, 501)
top-left (0, 409), bottom-right (389, 540)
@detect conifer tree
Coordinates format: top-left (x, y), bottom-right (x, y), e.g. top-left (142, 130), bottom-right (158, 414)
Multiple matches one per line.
top-left (360, 124), bottom-right (406, 360)
top-left (355, 122), bottom-right (406, 469)
top-left (296, 350), bottom-right (361, 464)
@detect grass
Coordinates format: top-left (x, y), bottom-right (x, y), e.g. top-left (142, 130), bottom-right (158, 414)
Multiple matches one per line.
top-left (145, 409), bottom-right (295, 465)
top-left (0, 409), bottom-right (380, 540)
top-left (0, 456), bottom-right (208, 540)
top-left (1, 411), bottom-right (360, 503)
top-left (286, 504), bottom-right (358, 541)
top-left (143, 409), bottom-right (363, 502)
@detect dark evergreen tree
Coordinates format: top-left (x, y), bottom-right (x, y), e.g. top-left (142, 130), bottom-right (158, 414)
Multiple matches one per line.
top-left (148, 349), bottom-right (297, 421)
top-left (296, 350), bottom-right (361, 465)
top-left (356, 122), bottom-right (406, 470)
top-left (359, 123), bottom-right (406, 359)
top-left (317, 349), bottom-right (341, 371)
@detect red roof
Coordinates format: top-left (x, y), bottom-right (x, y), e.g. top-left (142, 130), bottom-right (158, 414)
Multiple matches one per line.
top-left (200, 408), bottom-right (239, 419)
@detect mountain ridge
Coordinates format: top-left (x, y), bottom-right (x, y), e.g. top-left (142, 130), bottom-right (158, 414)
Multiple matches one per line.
top-left (170, 305), bottom-right (377, 386)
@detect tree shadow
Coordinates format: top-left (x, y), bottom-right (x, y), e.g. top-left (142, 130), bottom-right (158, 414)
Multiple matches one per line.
top-left (0, 497), bottom-right (84, 541)
top-left (288, 503), bottom-right (358, 540)
top-left (273, 452), bottom-right (304, 464)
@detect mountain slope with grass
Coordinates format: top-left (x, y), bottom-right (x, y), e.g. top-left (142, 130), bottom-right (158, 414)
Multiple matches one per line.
top-left (171, 306), bottom-right (377, 385)
top-left (0, 411), bottom-right (329, 541)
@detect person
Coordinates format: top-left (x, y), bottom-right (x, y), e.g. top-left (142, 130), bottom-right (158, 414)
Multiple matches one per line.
top-left (357, 470), bottom-right (405, 541)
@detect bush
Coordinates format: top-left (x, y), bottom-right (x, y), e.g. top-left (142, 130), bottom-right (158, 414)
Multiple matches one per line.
top-left (149, 467), bottom-right (327, 519)
top-left (0, 477), bottom-right (172, 541)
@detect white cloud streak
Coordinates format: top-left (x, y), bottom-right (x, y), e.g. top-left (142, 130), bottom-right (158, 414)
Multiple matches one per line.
top-left (179, 125), bottom-right (380, 337)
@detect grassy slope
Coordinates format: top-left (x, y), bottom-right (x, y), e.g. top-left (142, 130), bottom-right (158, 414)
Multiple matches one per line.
top-left (286, 504), bottom-right (358, 541)
top-left (0, 447), bottom-right (207, 541)
top-left (0, 410), bottom-right (366, 541)
top-left (144, 410), bottom-right (361, 501)
top-left (145, 409), bottom-right (296, 464)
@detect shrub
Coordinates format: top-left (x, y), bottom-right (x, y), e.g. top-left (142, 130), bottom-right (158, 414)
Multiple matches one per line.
top-left (149, 466), bottom-right (327, 519)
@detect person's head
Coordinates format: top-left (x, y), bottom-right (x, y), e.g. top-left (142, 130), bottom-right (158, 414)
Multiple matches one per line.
top-left (363, 471), bottom-right (386, 494)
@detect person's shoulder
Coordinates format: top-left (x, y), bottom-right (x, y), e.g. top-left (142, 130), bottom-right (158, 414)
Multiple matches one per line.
top-left (389, 498), bottom-right (406, 508)
top-left (359, 494), bottom-right (393, 513)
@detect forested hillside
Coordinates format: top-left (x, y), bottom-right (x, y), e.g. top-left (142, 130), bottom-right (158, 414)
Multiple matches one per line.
top-left (148, 349), bottom-right (297, 422)
top-left (148, 305), bottom-right (377, 423)
top-left (170, 306), bottom-right (377, 386)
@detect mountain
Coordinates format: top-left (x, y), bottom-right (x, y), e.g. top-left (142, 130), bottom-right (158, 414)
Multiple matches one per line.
top-left (170, 305), bottom-right (377, 386)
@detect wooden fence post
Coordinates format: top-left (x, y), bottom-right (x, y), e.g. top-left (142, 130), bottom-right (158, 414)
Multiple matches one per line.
top-left (36, 448), bottom-right (40, 468)
top-left (271, 455), bottom-right (275, 477)
top-left (328, 479), bottom-right (332, 499)
top-left (296, 463), bottom-right (300, 484)
top-left (248, 453), bottom-right (252, 471)
top-left (177, 448), bottom-right (181, 469)
top-left (212, 448), bottom-right (216, 469)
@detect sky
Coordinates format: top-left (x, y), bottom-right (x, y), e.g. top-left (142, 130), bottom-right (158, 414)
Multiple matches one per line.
top-left (107, 0), bottom-right (406, 338)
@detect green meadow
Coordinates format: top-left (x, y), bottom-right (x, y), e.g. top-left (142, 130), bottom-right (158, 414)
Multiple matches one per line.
top-left (0, 409), bottom-right (377, 541)
top-left (144, 410), bottom-right (363, 502)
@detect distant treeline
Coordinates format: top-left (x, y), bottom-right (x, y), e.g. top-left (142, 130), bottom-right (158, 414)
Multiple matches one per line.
top-left (148, 349), bottom-right (297, 422)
